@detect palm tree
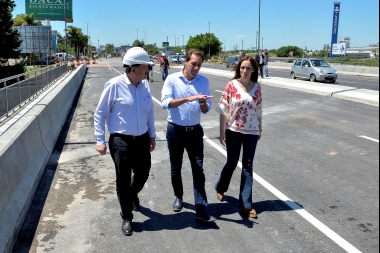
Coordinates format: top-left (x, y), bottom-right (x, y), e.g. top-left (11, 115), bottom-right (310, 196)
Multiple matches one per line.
top-left (13, 13), bottom-right (42, 26)
top-left (66, 26), bottom-right (88, 55)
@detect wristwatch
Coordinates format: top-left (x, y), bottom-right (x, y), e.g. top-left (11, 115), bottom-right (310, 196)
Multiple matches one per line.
top-left (199, 102), bottom-right (205, 105)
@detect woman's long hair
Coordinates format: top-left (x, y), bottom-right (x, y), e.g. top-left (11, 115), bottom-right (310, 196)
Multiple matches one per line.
top-left (232, 56), bottom-right (259, 83)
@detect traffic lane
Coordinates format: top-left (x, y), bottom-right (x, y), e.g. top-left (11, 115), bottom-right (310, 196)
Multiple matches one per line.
top-left (90, 61), bottom-right (349, 252)
top-left (11, 61), bottom-right (343, 253)
top-left (144, 61), bottom-right (378, 253)
top-left (203, 62), bottom-right (379, 91)
top-left (145, 68), bottom-right (378, 251)
top-left (201, 74), bottom-right (379, 252)
top-left (101, 60), bottom-right (376, 251)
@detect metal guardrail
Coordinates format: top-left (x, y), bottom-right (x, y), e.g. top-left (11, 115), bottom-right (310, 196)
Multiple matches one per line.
top-left (0, 63), bottom-right (68, 124)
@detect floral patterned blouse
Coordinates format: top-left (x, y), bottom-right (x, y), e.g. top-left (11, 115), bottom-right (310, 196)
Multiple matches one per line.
top-left (215, 79), bottom-right (263, 135)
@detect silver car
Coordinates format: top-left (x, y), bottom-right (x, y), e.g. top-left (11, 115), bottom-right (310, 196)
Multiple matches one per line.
top-left (226, 56), bottom-right (239, 68)
top-left (290, 58), bottom-right (338, 83)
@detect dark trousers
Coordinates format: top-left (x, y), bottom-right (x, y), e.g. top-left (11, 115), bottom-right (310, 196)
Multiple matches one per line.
top-left (258, 64), bottom-right (264, 78)
top-left (166, 123), bottom-right (208, 211)
top-left (215, 130), bottom-right (259, 209)
top-left (109, 132), bottom-right (151, 220)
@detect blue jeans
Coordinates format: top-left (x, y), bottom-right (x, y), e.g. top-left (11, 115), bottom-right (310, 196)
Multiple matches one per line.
top-left (166, 123), bottom-right (208, 211)
top-left (264, 62), bottom-right (269, 76)
top-left (161, 68), bottom-right (168, 81)
top-left (215, 130), bottom-right (259, 209)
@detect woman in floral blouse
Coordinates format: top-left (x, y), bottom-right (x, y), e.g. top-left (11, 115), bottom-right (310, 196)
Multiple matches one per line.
top-left (214, 55), bottom-right (262, 218)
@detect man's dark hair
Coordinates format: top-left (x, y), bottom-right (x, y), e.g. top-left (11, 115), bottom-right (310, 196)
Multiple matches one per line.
top-left (123, 64), bottom-right (140, 73)
top-left (185, 49), bottom-right (204, 62)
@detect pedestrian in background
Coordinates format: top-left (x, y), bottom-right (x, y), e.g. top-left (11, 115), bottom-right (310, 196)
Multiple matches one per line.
top-left (239, 50), bottom-right (246, 60)
top-left (214, 55), bottom-right (263, 219)
top-left (255, 50), bottom-right (264, 78)
top-left (147, 55), bottom-right (154, 82)
top-left (161, 49), bottom-right (216, 223)
top-left (94, 47), bottom-right (156, 236)
top-left (264, 49), bottom-right (269, 77)
top-left (160, 53), bottom-right (170, 81)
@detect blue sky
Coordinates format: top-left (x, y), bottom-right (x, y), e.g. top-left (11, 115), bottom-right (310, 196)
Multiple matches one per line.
top-left (12, 0), bottom-right (379, 51)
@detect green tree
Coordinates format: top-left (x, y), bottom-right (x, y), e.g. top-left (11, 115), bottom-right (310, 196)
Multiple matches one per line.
top-left (276, 46), bottom-right (304, 57)
top-left (132, 40), bottom-right (145, 48)
top-left (186, 33), bottom-right (222, 58)
top-left (105, 44), bottom-right (114, 54)
top-left (13, 13), bottom-right (42, 26)
top-left (0, 0), bottom-right (22, 60)
top-left (66, 26), bottom-right (88, 55)
top-left (145, 43), bottom-right (159, 56)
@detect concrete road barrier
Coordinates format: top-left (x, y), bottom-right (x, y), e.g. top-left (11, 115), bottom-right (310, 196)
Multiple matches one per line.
top-left (0, 65), bottom-right (86, 253)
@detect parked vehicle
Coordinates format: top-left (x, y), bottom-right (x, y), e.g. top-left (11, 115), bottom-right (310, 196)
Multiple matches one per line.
top-left (37, 56), bottom-right (57, 65)
top-left (226, 56), bottom-right (239, 68)
top-left (290, 58), bottom-right (338, 83)
top-left (54, 52), bottom-right (66, 61)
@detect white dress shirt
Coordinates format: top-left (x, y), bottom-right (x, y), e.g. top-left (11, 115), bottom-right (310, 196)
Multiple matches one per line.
top-left (161, 71), bottom-right (212, 126)
top-left (94, 73), bottom-right (156, 145)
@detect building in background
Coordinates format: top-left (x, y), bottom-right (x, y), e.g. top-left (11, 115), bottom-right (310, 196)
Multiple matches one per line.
top-left (13, 26), bottom-right (57, 57)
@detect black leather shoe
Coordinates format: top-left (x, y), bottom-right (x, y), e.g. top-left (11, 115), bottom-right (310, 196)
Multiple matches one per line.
top-left (195, 210), bottom-right (216, 223)
top-left (121, 219), bottom-right (133, 236)
top-left (133, 197), bottom-right (140, 212)
top-left (172, 197), bottom-right (183, 212)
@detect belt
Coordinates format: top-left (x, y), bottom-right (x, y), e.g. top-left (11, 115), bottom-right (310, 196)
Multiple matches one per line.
top-left (111, 132), bottom-right (148, 139)
top-left (168, 122), bottom-right (201, 131)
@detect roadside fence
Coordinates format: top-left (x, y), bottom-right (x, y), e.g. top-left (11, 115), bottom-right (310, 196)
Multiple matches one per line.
top-left (0, 63), bottom-right (68, 124)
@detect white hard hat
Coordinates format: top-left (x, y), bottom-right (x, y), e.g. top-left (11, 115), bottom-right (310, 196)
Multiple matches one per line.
top-left (162, 53), bottom-right (166, 56)
top-left (122, 47), bottom-right (153, 65)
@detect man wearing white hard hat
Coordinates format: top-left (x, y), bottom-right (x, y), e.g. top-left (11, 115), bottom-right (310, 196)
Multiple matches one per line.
top-left (159, 53), bottom-right (170, 81)
top-left (94, 47), bottom-right (156, 236)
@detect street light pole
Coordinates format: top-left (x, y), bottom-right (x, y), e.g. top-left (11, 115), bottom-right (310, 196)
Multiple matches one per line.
top-left (143, 31), bottom-right (147, 43)
top-left (64, 0), bottom-right (67, 59)
top-left (256, 31), bottom-right (258, 51)
top-left (208, 22), bottom-right (211, 59)
top-left (136, 28), bottom-right (139, 41)
top-left (242, 40), bottom-right (244, 51)
top-left (173, 35), bottom-right (176, 52)
top-left (258, 0), bottom-right (261, 51)
top-left (181, 35), bottom-right (184, 51)
top-left (87, 23), bottom-right (89, 56)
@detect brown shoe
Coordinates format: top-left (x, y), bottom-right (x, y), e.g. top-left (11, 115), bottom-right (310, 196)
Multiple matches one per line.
top-left (216, 192), bottom-right (224, 202)
top-left (241, 208), bottom-right (257, 218)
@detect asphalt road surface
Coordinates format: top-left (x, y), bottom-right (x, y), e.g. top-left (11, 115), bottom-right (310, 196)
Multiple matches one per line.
top-left (204, 62), bottom-right (379, 91)
top-left (13, 58), bottom-right (379, 253)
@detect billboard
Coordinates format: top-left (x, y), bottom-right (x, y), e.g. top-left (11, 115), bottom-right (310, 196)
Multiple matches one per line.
top-left (332, 43), bottom-right (346, 55)
top-left (162, 42), bottom-right (169, 47)
top-left (25, 0), bottom-right (73, 22)
top-left (330, 2), bottom-right (341, 57)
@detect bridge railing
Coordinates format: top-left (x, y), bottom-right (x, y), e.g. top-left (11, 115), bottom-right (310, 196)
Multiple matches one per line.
top-left (0, 63), bottom-right (68, 124)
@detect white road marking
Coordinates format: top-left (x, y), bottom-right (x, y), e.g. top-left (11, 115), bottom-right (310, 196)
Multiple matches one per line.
top-left (358, 135), bottom-right (379, 143)
top-left (203, 136), bottom-right (362, 253)
top-left (107, 62), bottom-right (363, 252)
